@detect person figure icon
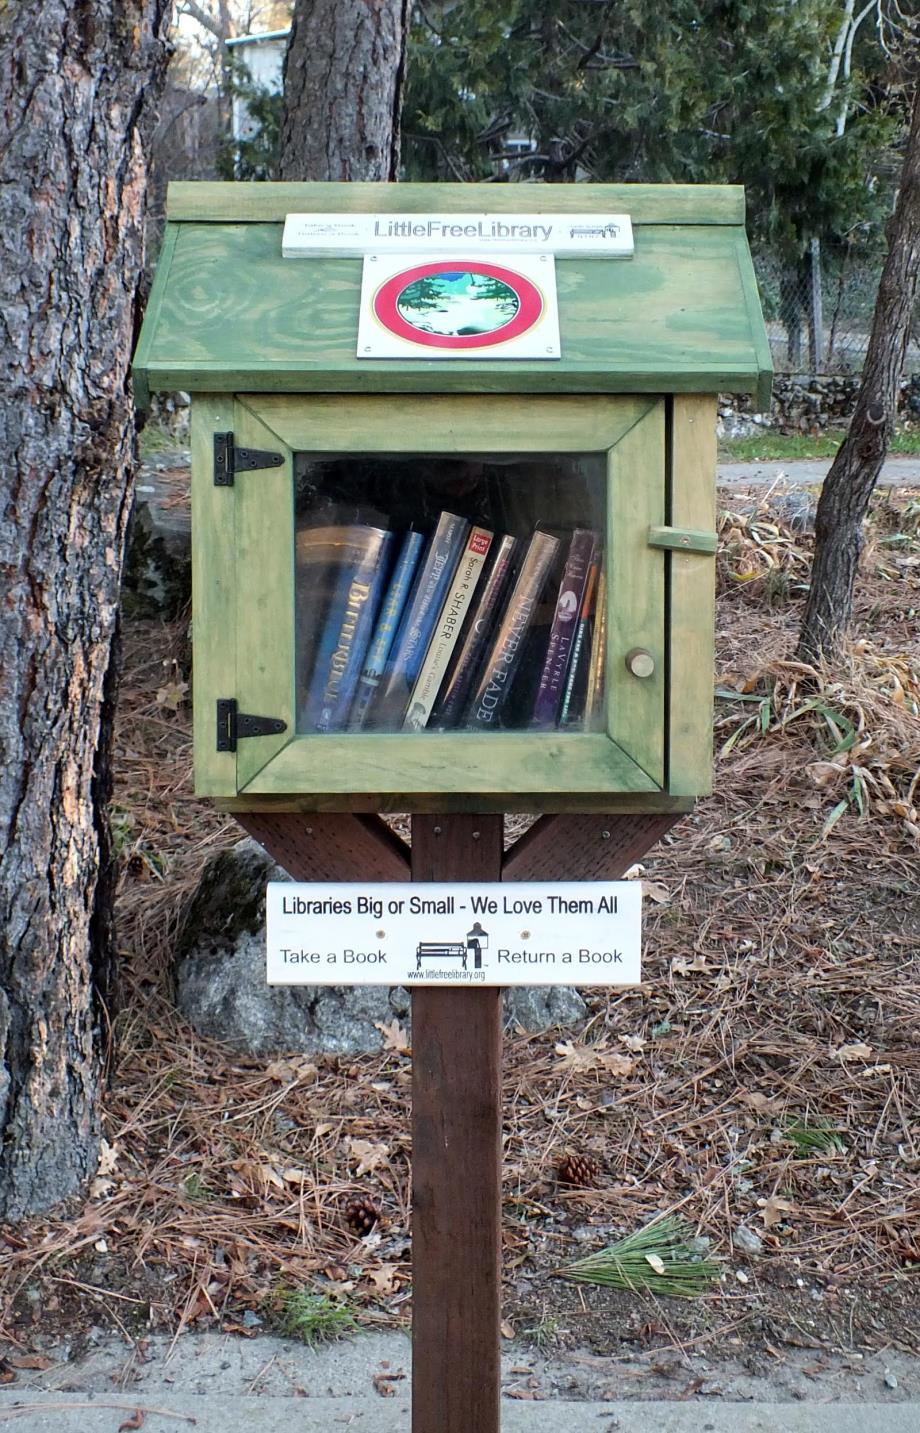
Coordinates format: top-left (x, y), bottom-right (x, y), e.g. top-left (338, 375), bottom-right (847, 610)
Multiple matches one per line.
top-left (466, 922), bottom-right (489, 969)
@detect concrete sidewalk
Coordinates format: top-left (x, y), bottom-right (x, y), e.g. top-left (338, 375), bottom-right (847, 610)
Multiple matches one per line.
top-left (0, 1390), bottom-right (918, 1431)
top-left (718, 455), bottom-right (920, 487)
top-left (3, 1330), bottom-right (918, 1431)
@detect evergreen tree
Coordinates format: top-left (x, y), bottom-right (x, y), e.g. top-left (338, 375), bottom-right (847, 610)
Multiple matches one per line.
top-left (403, 1), bottom-right (898, 261)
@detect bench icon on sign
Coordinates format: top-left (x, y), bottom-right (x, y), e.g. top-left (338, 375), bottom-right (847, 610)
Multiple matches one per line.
top-left (569, 223), bottom-right (621, 239)
top-left (416, 922), bottom-right (489, 971)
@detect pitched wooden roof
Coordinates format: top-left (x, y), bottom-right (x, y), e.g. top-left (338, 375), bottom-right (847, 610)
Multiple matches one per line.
top-left (133, 181), bottom-right (771, 409)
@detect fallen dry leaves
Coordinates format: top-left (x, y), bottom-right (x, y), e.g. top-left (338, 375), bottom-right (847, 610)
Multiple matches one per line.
top-left (0, 489), bottom-right (912, 1343)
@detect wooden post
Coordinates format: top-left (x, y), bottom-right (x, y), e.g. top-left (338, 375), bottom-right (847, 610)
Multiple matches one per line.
top-left (410, 814), bottom-right (504, 1433)
top-left (809, 236), bottom-right (824, 372)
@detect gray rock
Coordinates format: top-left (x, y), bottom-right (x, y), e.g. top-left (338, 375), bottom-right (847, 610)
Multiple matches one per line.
top-left (176, 839), bottom-right (409, 1055)
top-left (123, 460), bottom-right (191, 617)
top-left (770, 490), bottom-right (817, 533)
top-left (719, 371), bottom-right (920, 437)
top-left (504, 985), bottom-right (587, 1032)
top-left (733, 1225), bottom-right (764, 1257)
top-left (177, 839), bottom-right (587, 1053)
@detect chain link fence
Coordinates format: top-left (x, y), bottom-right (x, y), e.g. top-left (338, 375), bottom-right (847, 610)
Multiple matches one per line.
top-left (753, 244), bottom-right (920, 376)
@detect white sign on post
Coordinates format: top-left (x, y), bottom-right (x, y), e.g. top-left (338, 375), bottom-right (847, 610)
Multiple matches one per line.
top-left (282, 212), bottom-right (634, 258)
top-left (266, 881), bottom-right (641, 988)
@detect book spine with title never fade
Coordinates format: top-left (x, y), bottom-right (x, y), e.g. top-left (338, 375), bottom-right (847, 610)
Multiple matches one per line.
top-left (403, 526), bottom-right (493, 730)
top-left (531, 528), bottom-right (598, 728)
top-left (430, 533), bottom-right (518, 729)
top-left (348, 529), bottom-right (425, 731)
top-left (371, 511), bottom-right (470, 727)
top-left (302, 527), bottom-right (394, 732)
top-left (559, 555), bottom-right (599, 728)
top-left (465, 529), bottom-right (560, 729)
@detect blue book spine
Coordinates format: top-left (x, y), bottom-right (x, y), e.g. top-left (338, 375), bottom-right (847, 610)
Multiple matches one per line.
top-left (317, 530), bottom-right (394, 731)
top-left (301, 556), bottom-right (364, 730)
top-left (348, 529), bottom-right (425, 731)
top-left (302, 528), bottom-right (393, 732)
top-left (375, 512), bottom-right (470, 724)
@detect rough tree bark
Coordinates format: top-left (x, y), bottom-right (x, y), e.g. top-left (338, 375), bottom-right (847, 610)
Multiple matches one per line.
top-left (278, 0), bottom-right (410, 180)
top-left (798, 80), bottom-right (920, 663)
top-left (0, 1), bottom-right (171, 1219)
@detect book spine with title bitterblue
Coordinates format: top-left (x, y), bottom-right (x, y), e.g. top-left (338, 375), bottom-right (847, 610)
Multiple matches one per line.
top-left (348, 529), bottom-right (425, 731)
top-left (304, 528), bottom-right (394, 732)
top-left (372, 511), bottom-right (470, 726)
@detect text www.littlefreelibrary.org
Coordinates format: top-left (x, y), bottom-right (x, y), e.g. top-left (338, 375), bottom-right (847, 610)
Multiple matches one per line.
top-left (405, 969), bottom-right (487, 982)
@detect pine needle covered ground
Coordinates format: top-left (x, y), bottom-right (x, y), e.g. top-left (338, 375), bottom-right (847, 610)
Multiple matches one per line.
top-left (0, 486), bottom-right (918, 1360)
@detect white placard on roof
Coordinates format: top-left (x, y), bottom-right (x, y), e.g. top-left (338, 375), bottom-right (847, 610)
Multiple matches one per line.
top-left (282, 211), bottom-right (633, 258)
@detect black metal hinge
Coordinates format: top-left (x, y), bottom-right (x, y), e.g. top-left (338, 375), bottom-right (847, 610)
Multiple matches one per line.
top-left (216, 699), bottom-right (287, 753)
top-left (213, 431), bottom-right (284, 487)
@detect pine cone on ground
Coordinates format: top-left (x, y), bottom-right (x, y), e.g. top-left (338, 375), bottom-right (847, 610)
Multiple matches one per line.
top-left (557, 1152), bottom-right (600, 1188)
top-left (344, 1195), bottom-right (382, 1235)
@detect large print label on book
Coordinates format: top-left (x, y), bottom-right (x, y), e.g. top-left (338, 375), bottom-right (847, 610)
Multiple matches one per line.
top-left (266, 881), bottom-right (641, 987)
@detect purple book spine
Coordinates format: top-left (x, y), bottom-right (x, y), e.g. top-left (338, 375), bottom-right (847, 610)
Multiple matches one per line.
top-left (531, 529), bottom-right (598, 728)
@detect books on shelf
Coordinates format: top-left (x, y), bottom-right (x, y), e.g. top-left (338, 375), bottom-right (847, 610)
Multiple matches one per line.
top-left (559, 554), bottom-right (599, 728)
top-left (296, 524), bottom-right (390, 731)
top-left (531, 528), bottom-right (598, 728)
top-left (430, 533), bottom-right (518, 729)
top-left (584, 565), bottom-right (607, 730)
top-left (404, 526), bottom-right (493, 730)
top-left (466, 530), bottom-right (561, 729)
top-left (371, 511), bottom-right (470, 728)
top-left (299, 525), bottom-right (394, 732)
top-left (295, 513), bottom-right (605, 734)
top-left (348, 529), bottom-right (425, 731)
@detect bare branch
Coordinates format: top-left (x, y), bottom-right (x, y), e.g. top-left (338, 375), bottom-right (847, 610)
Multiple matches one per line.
top-left (176, 0), bottom-right (229, 40)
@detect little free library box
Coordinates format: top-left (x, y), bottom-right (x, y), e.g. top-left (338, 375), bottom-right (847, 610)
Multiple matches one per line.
top-left (133, 181), bottom-right (771, 815)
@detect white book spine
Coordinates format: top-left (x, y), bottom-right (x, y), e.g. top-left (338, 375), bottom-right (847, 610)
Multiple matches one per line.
top-left (403, 528), bottom-right (493, 730)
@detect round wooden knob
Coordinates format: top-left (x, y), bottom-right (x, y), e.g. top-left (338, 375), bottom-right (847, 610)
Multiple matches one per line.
top-left (625, 647), bottom-right (656, 678)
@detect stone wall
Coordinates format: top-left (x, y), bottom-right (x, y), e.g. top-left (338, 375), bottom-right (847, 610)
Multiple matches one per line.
top-left (150, 377), bottom-right (920, 447)
top-left (720, 373), bottom-right (920, 439)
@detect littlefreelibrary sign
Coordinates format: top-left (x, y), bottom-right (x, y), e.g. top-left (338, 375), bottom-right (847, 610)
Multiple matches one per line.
top-left (282, 212), bottom-right (634, 258)
top-left (266, 881), bottom-right (641, 987)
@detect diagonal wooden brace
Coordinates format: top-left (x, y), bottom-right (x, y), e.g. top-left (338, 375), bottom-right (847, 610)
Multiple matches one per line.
top-left (502, 811), bottom-right (685, 881)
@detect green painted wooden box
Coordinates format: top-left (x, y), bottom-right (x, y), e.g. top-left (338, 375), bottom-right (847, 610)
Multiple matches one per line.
top-left (134, 181), bottom-right (771, 815)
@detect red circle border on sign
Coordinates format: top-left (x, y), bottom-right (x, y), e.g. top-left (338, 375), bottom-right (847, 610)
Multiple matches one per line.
top-left (372, 260), bottom-right (545, 350)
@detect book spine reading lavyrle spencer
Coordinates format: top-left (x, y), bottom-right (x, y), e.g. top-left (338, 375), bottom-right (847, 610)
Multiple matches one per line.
top-left (558, 554), bottom-right (600, 728)
top-left (531, 527), bottom-right (598, 728)
top-left (348, 529), bottom-right (425, 732)
top-left (584, 564), bottom-right (608, 729)
top-left (305, 527), bottom-right (395, 732)
top-left (403, 526), bottom-right (493, 731)
top-left (466, 529), bottom-right (561, 730)
top-left (430, 533), bottom-right (518, 729)
top-left (372, 511), bottom-right (470, 727)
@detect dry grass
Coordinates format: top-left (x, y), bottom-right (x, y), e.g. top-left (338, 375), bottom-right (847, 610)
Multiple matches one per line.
top-left (0, 489), bottom-right (918, 1349)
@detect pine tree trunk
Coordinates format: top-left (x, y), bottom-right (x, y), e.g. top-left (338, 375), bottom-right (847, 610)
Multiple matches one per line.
top-left (798, 82), bottom-right (920, 665)
top-left (0, 1), bottom-right (170, 1219)
top-left (278, 0), bottom-right (409, 180)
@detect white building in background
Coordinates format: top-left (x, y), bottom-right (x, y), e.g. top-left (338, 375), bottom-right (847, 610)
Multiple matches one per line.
top-left (226, 29), bottom-right (291, 144)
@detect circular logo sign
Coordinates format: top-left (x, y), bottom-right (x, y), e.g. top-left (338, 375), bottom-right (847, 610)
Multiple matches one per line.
top-left (372, 260), bottom-right (545, 350)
